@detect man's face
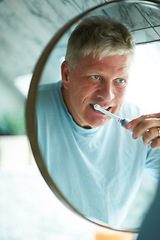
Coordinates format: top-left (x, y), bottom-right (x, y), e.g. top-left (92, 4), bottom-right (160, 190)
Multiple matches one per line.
top-left (61, 53), bottom-right (132, 129)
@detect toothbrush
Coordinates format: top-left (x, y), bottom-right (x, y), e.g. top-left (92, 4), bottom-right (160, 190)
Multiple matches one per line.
top-left (94, 104), bottom-right (131, 130)
top-left (94, 104), bottom-right (160, 144)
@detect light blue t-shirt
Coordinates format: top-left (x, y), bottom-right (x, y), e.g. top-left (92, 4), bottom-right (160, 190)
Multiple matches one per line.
top-left (36, 81), bottom-right (160, 228)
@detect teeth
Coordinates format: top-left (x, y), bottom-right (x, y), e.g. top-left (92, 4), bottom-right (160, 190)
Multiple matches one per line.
top-left (103, 106), bottom-right (110, 110)
top-left (91, 104), bottom-right (111, 111)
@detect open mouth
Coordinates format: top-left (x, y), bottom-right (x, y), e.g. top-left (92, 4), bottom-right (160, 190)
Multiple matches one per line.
top-left (104, 106), bottom-right (112, 111)
top-left (90, 104), bottom-right (112, 112)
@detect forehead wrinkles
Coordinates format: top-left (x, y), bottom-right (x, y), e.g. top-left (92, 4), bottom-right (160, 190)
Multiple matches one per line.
top-left (117, 66), bottom-right (130, 75)
top-left (88, 62), bottom-right (130, 76)
top-left (74, 54), bottom-right (132, 75)
top-left (114, 58), bottom-right (132, 75)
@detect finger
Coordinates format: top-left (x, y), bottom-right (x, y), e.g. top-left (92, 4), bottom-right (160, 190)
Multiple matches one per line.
top-left (147, 112), bottom-right (160, 118)
top-left (126, 117), bottom-right (160, 141)
top-left (142, 127), bottom-right (159, 146)
top-left (125, 115), bottom-right (146, 130)
top-left (150, 137), bottom-right (160, 149)
top-left (132, 118), bottom-right (160, 140)
top-left (125, 113), bottom-right (160, 130)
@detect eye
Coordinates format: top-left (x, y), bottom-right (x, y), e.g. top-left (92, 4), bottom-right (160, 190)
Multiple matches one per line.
top-left (115, 78), bottom-right (127, 88)
top-left (117, 78), bottom-right (125, 83)
top-left (91, 75), bottom-right (100, 80)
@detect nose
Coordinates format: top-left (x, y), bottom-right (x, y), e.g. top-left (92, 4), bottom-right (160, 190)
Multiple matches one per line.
top-left (97, 81), bottom-right (115, 101)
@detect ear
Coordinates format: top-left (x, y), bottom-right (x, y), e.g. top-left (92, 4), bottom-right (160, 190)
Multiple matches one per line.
top-left (61, 61), bottom-right (71, 89)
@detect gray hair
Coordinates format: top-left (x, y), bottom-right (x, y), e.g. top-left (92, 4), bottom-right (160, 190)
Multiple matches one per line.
top-left (65, 16), bottom-right (135, 68)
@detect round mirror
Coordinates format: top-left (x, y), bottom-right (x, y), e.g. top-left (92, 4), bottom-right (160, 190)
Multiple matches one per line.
top-left (26, 0), bottom-right (160, 232)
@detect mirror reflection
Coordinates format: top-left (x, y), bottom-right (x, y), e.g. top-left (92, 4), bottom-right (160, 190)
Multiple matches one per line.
top-left (30, 1), bottom-right (160, 231)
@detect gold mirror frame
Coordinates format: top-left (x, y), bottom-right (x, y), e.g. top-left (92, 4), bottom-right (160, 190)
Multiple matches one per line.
top-left (26, 0), bottom-right (160, 232)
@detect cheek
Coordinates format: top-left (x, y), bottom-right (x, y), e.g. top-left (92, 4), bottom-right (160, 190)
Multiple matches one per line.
top-left (69, 84), bottom-right (90, 106)
top-left (79, 83), bottom-right (97, 100)
top-left (115, 88), bottom-right (127, 102)
top-left (69, 75), bottom-right (98, 103)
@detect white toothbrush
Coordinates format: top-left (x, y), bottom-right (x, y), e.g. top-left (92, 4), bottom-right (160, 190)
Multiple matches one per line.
top-left (94, 104), bottom-right (131, 129)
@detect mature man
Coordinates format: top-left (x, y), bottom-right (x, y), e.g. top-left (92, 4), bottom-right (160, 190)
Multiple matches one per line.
top-left (36, 16), bottom-right (160, 228)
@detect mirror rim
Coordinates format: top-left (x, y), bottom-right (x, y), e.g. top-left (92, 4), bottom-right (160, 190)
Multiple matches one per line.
top-left (25, 0), bottom-right (160, 233)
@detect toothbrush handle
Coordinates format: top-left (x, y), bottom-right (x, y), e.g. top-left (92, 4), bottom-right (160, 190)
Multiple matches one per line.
top-left (121, 118), bottom-right (134, 133)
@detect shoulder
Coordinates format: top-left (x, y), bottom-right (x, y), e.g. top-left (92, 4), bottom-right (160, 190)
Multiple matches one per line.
top-left (37, 81), bottom-right (62, 104)
top-left (38, 81), bottom-right (62, 94)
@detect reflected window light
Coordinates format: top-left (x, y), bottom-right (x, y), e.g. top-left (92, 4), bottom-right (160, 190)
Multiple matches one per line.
top-left (126, 42), bottom-right (160, 113)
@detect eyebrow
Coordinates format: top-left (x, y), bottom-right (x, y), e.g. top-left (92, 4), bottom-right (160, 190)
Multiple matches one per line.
top-left (80, 62), bottom-right (131, 78)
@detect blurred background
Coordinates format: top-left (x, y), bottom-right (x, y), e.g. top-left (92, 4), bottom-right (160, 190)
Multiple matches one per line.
top-left (0, 0), bottom-right (160, 239)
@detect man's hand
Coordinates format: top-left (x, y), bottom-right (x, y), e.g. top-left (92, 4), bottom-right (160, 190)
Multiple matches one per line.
top-left (125, 113), bottom-right (160, 149)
